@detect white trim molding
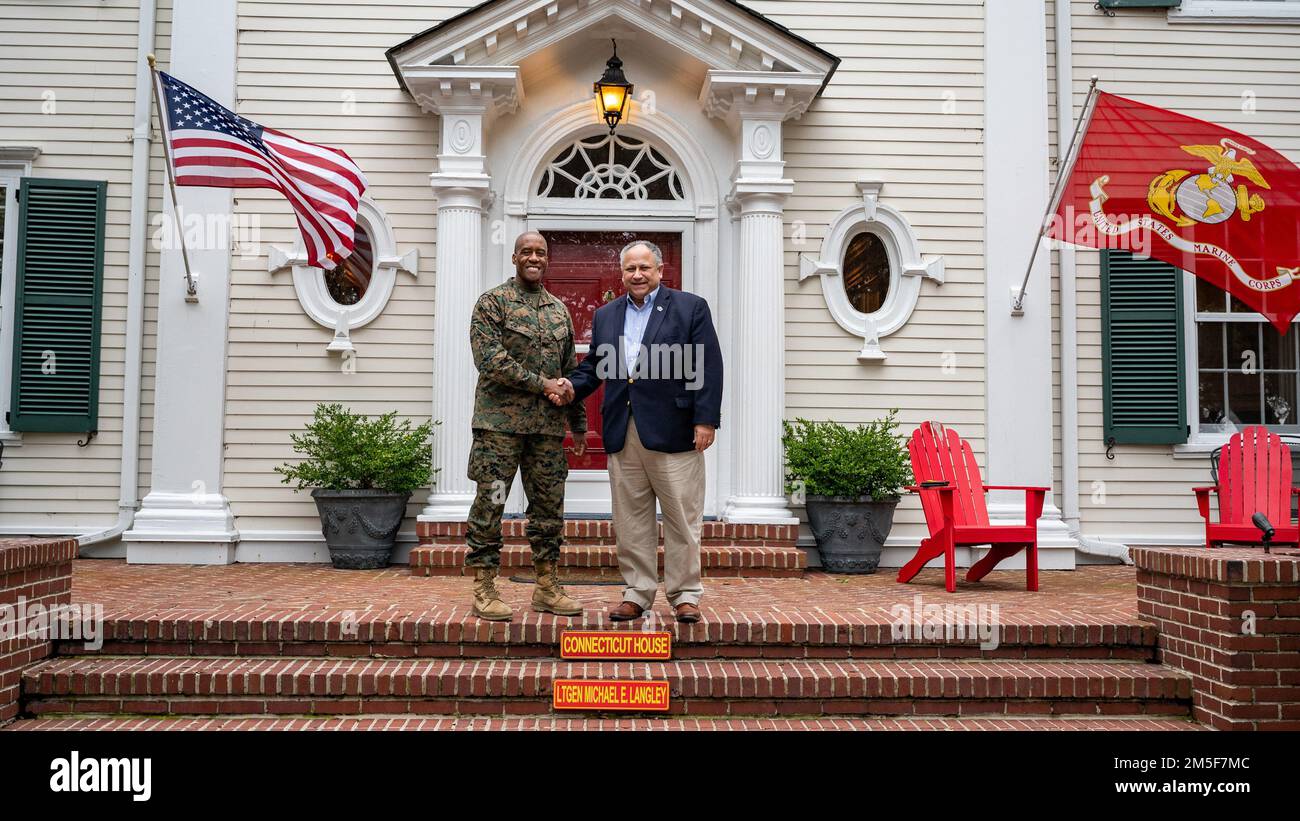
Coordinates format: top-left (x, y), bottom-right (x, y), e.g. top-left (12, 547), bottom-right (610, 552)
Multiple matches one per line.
top-left (0, 147), bottom-right (40, 444)
top-left (699, 70), bottom-right (826, 123)
top-left (386, 0), bottom-right (836, 83)
top-left (124, 0), bottom-right (240, 564)
top-left (0, 147), bottom-right (40, 164)
top-left (798, 180), bottom-right (943, 362)
top-left (985, 0), bottom-right (1077, 560)
top-left (401, 65), bottom-right (524, 122)
top-left (268, 198), bottom-right (417, 354)
top-left (1170, 1), bottom-right (1300, 23)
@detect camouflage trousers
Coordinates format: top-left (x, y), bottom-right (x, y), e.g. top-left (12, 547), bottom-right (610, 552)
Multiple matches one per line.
top-left (465, 429), bottom-right (569, 568)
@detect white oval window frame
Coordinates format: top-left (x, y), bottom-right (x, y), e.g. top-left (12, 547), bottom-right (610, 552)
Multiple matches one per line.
top-left (267, 197), bottom-right (418, 353)
top-left (799, 181), bottom-right (944, 361)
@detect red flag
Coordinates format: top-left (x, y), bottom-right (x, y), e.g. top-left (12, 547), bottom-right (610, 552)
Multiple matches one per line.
top-left (1047, 92), bottom-right (1300, 332)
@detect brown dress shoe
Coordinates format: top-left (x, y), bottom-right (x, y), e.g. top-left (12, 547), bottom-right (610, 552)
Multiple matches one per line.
top-left (608, 601), bottom-right (645, 621)
top-left (674, 603), bottom-right (701, 623)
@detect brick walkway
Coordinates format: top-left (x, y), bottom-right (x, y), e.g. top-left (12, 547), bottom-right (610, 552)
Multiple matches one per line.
top-left (70, 559), bottom-right (1140, 628)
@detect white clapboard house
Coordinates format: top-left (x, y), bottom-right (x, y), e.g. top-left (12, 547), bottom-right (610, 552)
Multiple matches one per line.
top-left (1, 0), bottom-right (1298, 567)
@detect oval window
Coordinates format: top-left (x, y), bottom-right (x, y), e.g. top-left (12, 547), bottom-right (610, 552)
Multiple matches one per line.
top-left (323, 224), bottom-right (374, 306)
top-left (842, 231), bottom-right (890, 314)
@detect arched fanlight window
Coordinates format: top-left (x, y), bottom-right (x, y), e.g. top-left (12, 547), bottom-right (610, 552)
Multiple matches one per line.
top-left (537, 133), bottom-right (683, 201)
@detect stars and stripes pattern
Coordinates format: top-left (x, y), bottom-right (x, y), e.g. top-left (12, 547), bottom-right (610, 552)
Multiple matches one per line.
top-left (155, 69), bottom-right (367, 270)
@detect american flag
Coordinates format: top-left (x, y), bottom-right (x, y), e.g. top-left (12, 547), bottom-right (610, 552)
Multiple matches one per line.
top-left (155, 69), bottom-right (367, 270)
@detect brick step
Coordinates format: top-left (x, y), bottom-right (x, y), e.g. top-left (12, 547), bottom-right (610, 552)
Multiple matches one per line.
top-left (2, 715), bottom-right (1206, 731)
top-left (58, 610), bottom-right (1160, 662)
top-left (417, 520), bottom-right (798, 549)
top-left (409, 545), bottom-right (805, 578)
top-left (21, 657), bottom-right (1193, 719)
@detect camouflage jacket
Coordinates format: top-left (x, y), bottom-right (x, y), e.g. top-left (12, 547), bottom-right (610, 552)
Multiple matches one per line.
top-left (470, 277), bottom-right (587, 437)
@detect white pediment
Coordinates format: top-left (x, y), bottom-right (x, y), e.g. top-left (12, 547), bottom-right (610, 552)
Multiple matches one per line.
top-left (387, 0), bottom-right (837, 117)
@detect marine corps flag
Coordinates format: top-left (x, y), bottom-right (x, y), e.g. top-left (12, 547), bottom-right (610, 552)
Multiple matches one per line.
top-left (1046, 91), bottom-right (1300, 332)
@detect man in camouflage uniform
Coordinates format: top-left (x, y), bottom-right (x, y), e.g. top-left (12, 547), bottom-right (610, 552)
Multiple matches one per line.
top-left (466, 231), bottom-right (586, 621)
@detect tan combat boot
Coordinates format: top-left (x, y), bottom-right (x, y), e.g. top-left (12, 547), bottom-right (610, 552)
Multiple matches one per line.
top-left (471, 567), bottom-right (513, 621)
top-left (532, 560), bottom-right (583, 616)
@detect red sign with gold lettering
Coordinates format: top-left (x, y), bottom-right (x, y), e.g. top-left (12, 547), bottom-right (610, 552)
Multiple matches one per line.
top-left (559, 630), bottom-right (672, 660)
top-left (552, 679), bottom-right (671, 712)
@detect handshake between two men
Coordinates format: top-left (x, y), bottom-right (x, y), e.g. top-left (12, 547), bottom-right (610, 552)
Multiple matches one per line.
top-left (543, 377), bottom-right (576, 407)
top-left (543, 377), bottom-right (586, 458)
top-left (544, 376), bottom-right (714, 453)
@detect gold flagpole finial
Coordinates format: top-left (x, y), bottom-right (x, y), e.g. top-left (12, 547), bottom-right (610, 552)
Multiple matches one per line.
top-left (147, 53), bottom-right (157, 69)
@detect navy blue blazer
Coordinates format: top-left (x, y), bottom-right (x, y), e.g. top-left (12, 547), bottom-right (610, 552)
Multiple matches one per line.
top-left (567, 287), bottom-right (723, 454)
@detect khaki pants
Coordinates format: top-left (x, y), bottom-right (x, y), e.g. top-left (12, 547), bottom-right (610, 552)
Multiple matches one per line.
top-left (608, 418), bottom-right (705, 609)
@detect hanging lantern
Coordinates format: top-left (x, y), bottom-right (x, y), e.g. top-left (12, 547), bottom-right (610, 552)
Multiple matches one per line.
top-left (593, 39), bottom-right (632, 134)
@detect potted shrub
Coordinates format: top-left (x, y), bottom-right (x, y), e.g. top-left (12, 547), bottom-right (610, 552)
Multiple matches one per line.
top-left (276, 403), bottom-right (435, 569)
top-left (782, 411), bottom-right (912, 574)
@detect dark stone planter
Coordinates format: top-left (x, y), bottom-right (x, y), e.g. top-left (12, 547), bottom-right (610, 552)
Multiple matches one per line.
top-left (311, 488), bottom-right (409, 569)
top-left (805, 495), bottom-right (899, 574)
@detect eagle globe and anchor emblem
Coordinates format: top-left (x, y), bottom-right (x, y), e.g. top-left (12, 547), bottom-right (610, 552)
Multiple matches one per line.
top-left (1147, 137), bottom-right (1269, 227)
top-left (1089, 135), bottom-right (1300, 295)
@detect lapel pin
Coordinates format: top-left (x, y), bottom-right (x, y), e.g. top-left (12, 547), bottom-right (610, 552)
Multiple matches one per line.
top-left (657, 306), bottom-right (663, 311)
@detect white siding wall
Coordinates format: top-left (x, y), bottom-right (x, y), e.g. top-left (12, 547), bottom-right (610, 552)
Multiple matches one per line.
top-left (756, 0), bottom-right (986, 541)
top-left (0, 0), bottom-right (170, 533)
top-left (224, 1), bottom-right (451, 535)
top-left (1058, 0), bottom-right (1300, 542)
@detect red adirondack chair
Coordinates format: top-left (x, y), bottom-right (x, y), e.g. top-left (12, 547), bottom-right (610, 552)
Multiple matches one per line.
top-left (901, 422), bottom-right (1047, 593)
top-left (1194, 425), bottom-right (1300, 548)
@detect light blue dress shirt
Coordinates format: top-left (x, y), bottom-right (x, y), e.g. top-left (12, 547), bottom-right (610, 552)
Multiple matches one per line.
top-left (622, 286), bottom-right (660, 376)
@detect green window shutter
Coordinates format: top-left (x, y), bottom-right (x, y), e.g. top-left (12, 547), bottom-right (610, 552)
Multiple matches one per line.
top-left (1096, 0), bottom-right (1182, 11)
top-left (9, 178), bottom-right (106, 433)
top-left (1101, 249), bottom-right (1187, 445)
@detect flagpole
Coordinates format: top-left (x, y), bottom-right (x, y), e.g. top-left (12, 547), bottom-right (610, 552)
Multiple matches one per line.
top-left (146, 53), bottom-right (198, 301)
top-left (1011, 75), bottom-right (1101, 314)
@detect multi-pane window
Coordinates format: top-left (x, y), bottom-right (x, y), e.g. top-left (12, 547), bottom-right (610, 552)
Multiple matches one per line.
top-left (537, 134), bottom-right (683, 201)
top-left (1196, 276), bottom-right (1298, 433)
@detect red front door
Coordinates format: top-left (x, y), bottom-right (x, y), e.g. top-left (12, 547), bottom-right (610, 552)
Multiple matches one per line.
top-left (541, 230), bottom-right (682, 470)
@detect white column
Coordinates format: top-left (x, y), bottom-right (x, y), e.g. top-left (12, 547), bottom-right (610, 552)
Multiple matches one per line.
top-left (424, 180), bottom-right (489, 520)
top-left (124, 0), bottom-right (239, 563)
top-left (725, 183), bottom-right (797, 524)
top-left (701, 73), bottom-right (822, 526)
top-left (405, 71), bottom-right (521, 522)
top-left (985, 0), bottom-right (1076, 563)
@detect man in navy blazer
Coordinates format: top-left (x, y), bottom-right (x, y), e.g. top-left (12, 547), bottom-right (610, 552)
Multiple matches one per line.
top-left (550, 239), bottom-right (723, 623)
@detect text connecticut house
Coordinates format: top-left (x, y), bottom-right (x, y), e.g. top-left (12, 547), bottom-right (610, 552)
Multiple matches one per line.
top-left (1, 0), bottom-right (1298, 566)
